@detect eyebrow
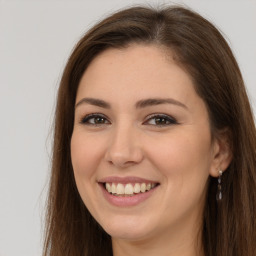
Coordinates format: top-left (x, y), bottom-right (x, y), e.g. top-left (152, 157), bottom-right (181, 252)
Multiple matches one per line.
top-left (75, 97), bottom-right (188, 110)
top-left (75, 98), bottom-right (111, 109)
top-left (135, 98), bottom-right (187, 109)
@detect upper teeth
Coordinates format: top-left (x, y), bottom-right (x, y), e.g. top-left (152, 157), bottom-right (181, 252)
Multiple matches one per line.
top-left (105, 182), bottom-right (156, 195)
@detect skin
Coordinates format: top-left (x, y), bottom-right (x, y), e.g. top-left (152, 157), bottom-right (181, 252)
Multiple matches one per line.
top-left (71, 44), bottom-right (231, 256)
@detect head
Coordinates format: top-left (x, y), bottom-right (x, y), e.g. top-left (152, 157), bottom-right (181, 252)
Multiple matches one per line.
top-left (44, 5), bottom-right (256, 256)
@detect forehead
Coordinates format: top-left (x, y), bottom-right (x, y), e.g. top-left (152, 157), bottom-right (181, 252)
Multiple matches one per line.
top-left (76, 44), bottom-right (196, 103)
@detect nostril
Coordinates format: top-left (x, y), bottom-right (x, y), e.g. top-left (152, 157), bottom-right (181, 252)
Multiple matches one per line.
top-left (104, 141), bottom-right (144, 167)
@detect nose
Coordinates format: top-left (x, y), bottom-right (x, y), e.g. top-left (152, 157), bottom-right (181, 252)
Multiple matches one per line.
top-left (104, 124), bottom-right (144, 168)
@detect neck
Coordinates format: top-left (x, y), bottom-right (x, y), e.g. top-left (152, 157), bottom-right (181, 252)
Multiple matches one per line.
top-left (112, 224), bottom-right (204, 256)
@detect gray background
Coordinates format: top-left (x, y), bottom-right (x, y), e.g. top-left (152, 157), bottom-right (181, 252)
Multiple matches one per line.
top-left (0, 0), bottom-right (255, 255)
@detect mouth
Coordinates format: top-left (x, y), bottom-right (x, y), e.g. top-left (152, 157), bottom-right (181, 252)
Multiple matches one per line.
top-left (98, 176), bottom-right (160, 206)
top-left (103, 182), bottom-right (159, 197)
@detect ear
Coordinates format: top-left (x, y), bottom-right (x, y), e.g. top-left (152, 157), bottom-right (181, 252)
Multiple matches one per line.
top-left (209, 128), bottom-right (233, 178)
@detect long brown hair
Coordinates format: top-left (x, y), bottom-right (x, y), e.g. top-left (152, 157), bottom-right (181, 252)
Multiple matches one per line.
top-left (43, 5), bottom-right (256, 256)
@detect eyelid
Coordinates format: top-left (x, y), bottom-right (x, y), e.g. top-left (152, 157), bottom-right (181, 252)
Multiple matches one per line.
top-left (143, 113), bottom-right (178, 126)
top-left (79, 113), bottom-right (111, 125)
top-left (79, 112), bottom-right (178, 126)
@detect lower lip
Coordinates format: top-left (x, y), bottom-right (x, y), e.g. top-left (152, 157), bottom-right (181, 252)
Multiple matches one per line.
top-left (99, 184), bottom-right (158, 207)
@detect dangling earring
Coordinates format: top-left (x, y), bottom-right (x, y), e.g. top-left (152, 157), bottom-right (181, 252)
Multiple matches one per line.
top-left (216, 169), bottom-right (223, 201)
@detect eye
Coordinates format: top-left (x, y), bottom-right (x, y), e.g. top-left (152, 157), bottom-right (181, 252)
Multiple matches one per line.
top-left (80, 114), bottom-right (110, 126)
top-left (144, 114), bottom-right (178, 126)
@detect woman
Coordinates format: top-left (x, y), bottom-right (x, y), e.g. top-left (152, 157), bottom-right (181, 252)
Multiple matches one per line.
top-left (43, 5), bottom-right (256, 256)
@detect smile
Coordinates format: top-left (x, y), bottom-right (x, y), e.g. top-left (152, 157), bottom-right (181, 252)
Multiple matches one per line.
top-left (98, 176), bottom-right (160, 206)
top-left (105, 182), bottom-right (157, 196)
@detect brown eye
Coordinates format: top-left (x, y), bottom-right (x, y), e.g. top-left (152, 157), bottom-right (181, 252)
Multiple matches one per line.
top-left (94, 117), bottom-right (106, 124)
top-left (80, 114), bottom-right (110, 125)
top-left (155, 117), bottom-right (170, 125)
top-left (145, 114), bottom-right (177, 126)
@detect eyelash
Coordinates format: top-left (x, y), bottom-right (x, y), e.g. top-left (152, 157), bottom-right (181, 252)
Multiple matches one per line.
top-left (145, 113), bottom-right (178, 126)
top-left (80, 113), bottom-right (110, 126)
top-left (79, 113), bottom-right (178, 127)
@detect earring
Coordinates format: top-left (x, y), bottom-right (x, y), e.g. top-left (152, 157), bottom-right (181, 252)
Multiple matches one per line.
top-left (216, 170), bottom-right (223, 201)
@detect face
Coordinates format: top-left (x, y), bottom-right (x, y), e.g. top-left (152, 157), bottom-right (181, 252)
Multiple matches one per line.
top-left (71, 44), bottom-right (219, 242)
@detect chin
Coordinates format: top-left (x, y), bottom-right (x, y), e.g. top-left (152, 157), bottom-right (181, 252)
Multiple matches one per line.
top-left (99, 215), bottom-right (155, 241)
top-left (106, 227), bottom-right (151, 241)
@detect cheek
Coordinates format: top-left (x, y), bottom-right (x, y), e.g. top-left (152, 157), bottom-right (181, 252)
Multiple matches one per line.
top-left (70, 132), bottom-right (106, 207)
top-left (144, 130), bottom-right (212, 226)
top-left (145, 128), bottom-right (212, 200)
top-left (71, 132), bottom-right (105, 179)
top-left (148, 128), bottom-right (212, 169)
top-left (70, 132), bottom-right (110, 221)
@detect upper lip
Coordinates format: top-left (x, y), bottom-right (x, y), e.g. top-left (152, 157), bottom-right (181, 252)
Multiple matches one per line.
top-left (98, 176), bottom-right (159, 184)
